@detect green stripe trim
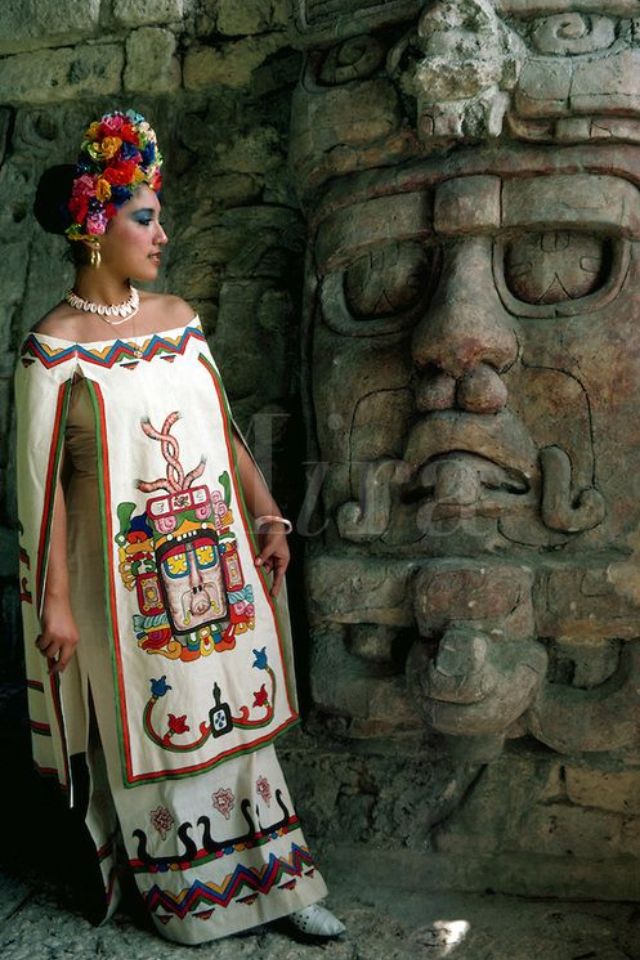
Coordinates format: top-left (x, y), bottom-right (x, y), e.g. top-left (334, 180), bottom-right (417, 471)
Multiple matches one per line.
top-left (85, 379), bottom-right (131, 785)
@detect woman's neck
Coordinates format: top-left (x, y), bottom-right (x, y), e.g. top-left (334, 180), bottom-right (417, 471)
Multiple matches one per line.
top-left (72, 267), bottom-right (131, 305)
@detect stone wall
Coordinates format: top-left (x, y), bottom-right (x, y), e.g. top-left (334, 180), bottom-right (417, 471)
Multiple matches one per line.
top-left (0, 0), bottom-right (305, 673)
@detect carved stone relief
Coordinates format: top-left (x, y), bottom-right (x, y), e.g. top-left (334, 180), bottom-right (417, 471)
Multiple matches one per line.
top-left (289, 0), bottom-right (640, 893)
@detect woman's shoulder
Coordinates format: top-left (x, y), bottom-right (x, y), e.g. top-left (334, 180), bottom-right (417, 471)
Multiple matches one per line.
top-left (140, 292), bottom-right (197, 326)
top-left (30, 303), bottom-right (79, 339)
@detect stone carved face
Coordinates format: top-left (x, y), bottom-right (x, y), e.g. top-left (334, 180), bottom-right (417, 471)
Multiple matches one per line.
top-left (311, 156), bottom-right (639, 557)
top-left (293, 0), bottom-right (640, 752)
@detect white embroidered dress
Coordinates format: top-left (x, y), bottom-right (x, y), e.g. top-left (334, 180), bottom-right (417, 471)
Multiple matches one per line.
top-left (14, 316), bottom-right (326, 943)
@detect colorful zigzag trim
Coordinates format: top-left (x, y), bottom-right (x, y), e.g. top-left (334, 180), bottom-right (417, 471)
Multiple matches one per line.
top-left (20, 322), bottom-right (206, 370)
top-left (143, 843), bottom-right (314, 919)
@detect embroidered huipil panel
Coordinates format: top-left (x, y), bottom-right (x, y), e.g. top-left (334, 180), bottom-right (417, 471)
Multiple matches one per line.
top-left (15, 319), bottom-right (299, 792)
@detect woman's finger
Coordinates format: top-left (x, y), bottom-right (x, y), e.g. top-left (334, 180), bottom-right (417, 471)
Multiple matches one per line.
top-left (271, 563), bottom-right (285, 597)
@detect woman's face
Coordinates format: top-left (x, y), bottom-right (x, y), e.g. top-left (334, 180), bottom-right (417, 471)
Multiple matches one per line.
top-left (92, 184), bottom-right (168, 281)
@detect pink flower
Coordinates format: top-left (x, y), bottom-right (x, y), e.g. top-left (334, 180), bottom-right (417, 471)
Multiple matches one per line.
top-left (86, 210), bottom-right (108, 236)
top-left (211, 786), bottom-right (235, 821)
top-left (256, 776), bottom-right (272, 807)
top-left (72, 173), bottom-right (97, 199)
top-left (149, 805), bottom-right (174, 840)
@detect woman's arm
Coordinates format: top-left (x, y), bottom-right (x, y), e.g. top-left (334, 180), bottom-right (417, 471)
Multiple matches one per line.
top-left (37, 473), bottom-right (79, 674)
top-left (232, 431), bottom-right (290, 598)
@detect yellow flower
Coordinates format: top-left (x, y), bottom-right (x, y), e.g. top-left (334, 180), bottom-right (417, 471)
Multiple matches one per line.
top-left (133, 166), bottom-right (146, 184)
top-left (101, 136), bottom-right (122, 159)
top-left (85, 121), bottom-right (101, 141)
top-left (96, 178), bottom-right (112, 202)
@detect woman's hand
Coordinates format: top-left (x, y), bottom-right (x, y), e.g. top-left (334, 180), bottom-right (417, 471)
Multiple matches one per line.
top-left (254, 526), bottom-right (290, 598)
top-left (37, 596), bottom-right (79, 675)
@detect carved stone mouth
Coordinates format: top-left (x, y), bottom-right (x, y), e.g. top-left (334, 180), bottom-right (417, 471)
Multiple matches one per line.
top-left (403, 411), bottom-right (539, 489)
top-left (404, 451), bottom-right (530, 504)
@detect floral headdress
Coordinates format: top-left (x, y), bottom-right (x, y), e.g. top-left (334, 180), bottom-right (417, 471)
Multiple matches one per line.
top-left (65, 109), bottom-right (163, 241)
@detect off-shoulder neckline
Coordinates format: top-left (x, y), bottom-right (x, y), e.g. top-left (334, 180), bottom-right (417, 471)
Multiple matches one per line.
top-left (27, 315), bottom-right (202, 348)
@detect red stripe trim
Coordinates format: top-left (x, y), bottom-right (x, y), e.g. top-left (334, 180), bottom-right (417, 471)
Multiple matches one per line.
top-left (29, 719), bottom-right (51, 735)
top-left (33, 762), bottom-right (60, 778)
top-left (26, 679), bottom-right (45, 692)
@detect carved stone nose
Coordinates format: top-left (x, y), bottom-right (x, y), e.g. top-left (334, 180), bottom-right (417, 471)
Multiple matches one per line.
top-left (417, 363), bottom-right (508, 414)
top-left (457, 364), bottom-right (508, 413)
top-left (412, 236), bottom-right (517, 389)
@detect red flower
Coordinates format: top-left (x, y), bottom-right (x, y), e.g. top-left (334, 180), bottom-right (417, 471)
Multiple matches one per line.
top-left (103, 158), bottom-right (138, 185)
top-left (167, 713), bottom-right (190, 734)
top-left (118, 121), bottom-right (139, 145)
top-left (253, 685), bottom-right (269, 708)
top-left (68, 194), bottom-right (89, 225)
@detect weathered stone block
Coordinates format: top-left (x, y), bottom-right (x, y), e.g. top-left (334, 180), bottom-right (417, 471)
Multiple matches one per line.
top-left (309, 623), bottom-right (418, 737)
top-left (502, 175), bottom-right (640, 237)
top-left (184, 35), bottom-right (284, 90)
top-left (519, 804), bottom-right (623, 859)
top-left (0, 45), bottom-right (123, 104)
top-left (124, 27), bottom-right (181, 93)
top-left (113, 0), bottom-right (184, 27)
top-left (572, 49), bottom-right (640, 116)
top-left (515, 59), bottom-right (572, 117)
top-left (434, 176), bottom-right (501, 235)
top-left (536, 564), bottom-right (640, 641)
top-left (216, 0), bottom-right (289, 36)
top-left (305, 554), bottom-right (415, 626)
top-left (565, 768), bottom-right (640, 815)
top-left (414, 562), bottom-right (535, 640)
top-left (0, 0), bottom-right (100, 55)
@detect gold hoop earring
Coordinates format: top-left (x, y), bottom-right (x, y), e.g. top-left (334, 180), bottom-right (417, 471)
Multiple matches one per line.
top-left (89, 243), bottom-right (101, 270)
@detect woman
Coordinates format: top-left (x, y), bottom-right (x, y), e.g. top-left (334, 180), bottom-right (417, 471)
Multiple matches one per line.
top-left (14, 109), bottom-right (344, 944)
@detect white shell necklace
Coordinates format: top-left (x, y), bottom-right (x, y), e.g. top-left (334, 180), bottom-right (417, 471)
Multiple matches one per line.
top-left (65, 285), bottom-right (140, 325)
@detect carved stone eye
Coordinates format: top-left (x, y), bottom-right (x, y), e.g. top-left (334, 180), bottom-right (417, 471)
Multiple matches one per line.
top-left (504, 231), bottom-right (611, 305)
top-left (344, 242), bottom-right (437, 319)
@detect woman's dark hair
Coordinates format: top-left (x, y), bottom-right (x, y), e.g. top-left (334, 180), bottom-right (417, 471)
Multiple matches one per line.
top-left (33, 164), bottom-right (75, 235)
top-left (33, 164), bottom-right (89, 266)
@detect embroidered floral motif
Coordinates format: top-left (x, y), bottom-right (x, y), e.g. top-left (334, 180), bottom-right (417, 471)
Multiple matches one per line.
top-left (150, 805), bottom-right (174, 839)
top-left (253, 684), bottom-right (269, 708)
top-left (212, 786), bottom-right (235, 820)
top-left (168, 713), bottom-right (190, 735)
top-left (256, 775), bottom-right (272, 807)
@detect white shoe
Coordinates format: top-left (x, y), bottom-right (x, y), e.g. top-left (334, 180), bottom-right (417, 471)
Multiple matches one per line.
top-left (288, 903), bottom-right (346, 938)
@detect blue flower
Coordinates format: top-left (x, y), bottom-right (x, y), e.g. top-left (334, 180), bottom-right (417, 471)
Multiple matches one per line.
top-left (252, 647), bottom-right (268, 670)
top-left (141, 142), bottom-right (156, 166)
top-left (120, 141), bottom-right (141, 162)
top-left (109, 185), bottom-right (131, 206)
top-left (151, 676), bottom-right (171, 698)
